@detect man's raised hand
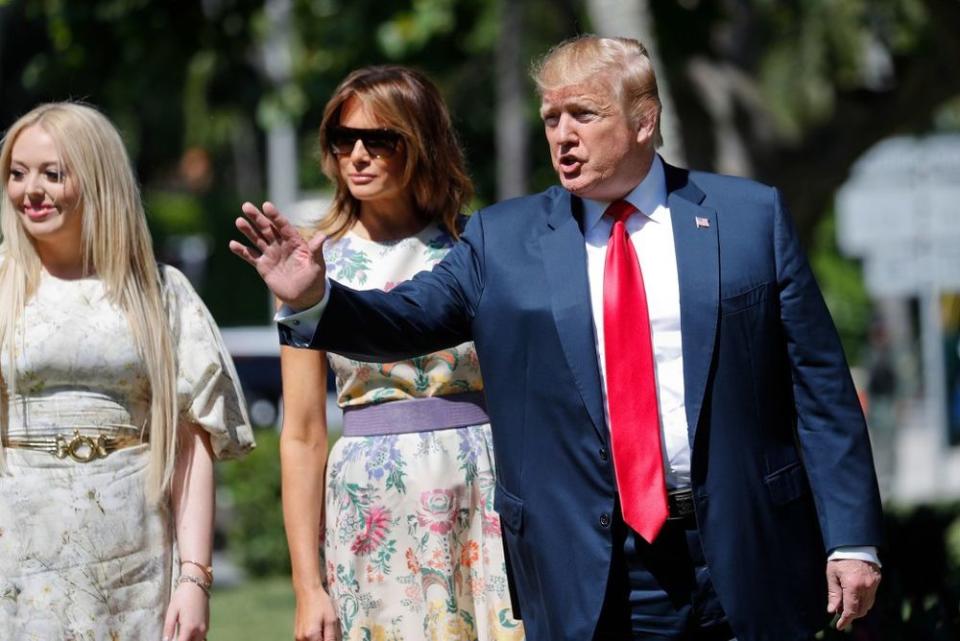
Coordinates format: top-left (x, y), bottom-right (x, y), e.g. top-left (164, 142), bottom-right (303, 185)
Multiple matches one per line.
top-left (229, 201), bottom-right (328, 310)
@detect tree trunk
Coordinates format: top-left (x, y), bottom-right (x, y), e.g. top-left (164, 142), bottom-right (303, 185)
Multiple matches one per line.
top-left (495, 0), bottom-right (529, 200)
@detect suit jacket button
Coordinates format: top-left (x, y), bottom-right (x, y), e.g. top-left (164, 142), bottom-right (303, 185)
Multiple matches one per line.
top-left (599, 513), bottom-right (611, 528)
top-left (599, 448), bottom-right (608, 462)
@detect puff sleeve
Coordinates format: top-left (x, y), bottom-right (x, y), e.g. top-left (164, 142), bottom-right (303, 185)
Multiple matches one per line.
top-left (163, 265), bottom-right (255, 459)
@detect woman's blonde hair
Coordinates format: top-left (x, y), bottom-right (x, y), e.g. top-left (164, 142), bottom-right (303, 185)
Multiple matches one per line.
top-left (0, 102), bottom-right (178, 502)
top-left (316, 65), bottom-right (473, 240)
top-left (532, 35), bottom-right (663, 147)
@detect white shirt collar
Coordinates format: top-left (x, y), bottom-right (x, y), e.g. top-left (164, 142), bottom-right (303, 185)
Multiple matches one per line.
top-left (582, 154), bottom-right (668, 232)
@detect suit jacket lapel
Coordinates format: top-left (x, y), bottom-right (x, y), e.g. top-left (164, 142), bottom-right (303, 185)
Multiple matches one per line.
top-left (665, 164), bottom-right (719, 449)
top-left (538, 192), bottom-right (606, 439)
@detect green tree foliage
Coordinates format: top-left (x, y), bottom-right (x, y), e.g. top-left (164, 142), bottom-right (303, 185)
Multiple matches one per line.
top-left (650, 0), bottom-right (960, 241)
top-left (0, 0), bottom-right (265, 184)
top-left (810, 210), bottom-right (871, 362)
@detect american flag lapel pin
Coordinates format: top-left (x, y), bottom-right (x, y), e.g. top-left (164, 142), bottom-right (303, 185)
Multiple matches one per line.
top-left (695, 216), bottom-right (710, 229)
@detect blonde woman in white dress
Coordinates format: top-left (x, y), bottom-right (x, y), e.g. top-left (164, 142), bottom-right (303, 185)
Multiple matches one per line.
top-left (0, 102), bottom-right (254, 641)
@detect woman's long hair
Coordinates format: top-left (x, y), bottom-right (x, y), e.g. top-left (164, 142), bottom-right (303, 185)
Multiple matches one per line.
top-left (317, 65), bottom-right (474, 240)
top-left (0, 102), bottom-right (178, 502)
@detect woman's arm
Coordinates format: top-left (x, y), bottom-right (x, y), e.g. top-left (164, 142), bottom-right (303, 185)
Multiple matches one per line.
top-left (163, 422), bottom-right (215, 641)
top-left (280, 343), bottom-right (339, 641)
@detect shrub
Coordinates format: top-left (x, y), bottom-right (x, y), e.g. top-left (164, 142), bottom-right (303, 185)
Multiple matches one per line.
top-left (219, 428), bottom-right (290, 577)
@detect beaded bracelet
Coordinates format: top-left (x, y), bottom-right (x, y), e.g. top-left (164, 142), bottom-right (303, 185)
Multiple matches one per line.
top-left (180, 559), bottom-right (214, 585)
top-left (177, 573), bottom-right (211, 597)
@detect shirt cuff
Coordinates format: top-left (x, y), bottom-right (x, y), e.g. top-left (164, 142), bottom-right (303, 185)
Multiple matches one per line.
top-left (273, 278), bottom-right (330, 345)
top-left (828, 546), bottom-right (881, 568)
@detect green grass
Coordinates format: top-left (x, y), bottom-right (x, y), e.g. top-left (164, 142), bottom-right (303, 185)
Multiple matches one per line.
top-left (209, 576), bottom-right (295, 641)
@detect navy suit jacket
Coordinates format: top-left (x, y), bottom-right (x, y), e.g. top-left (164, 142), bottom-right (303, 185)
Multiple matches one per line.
top-left (281, 163), bottom-right (884, 641)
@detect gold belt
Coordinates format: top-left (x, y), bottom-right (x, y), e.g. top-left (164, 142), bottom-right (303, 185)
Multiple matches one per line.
top-left (5, 429), bottom-right (143, 463)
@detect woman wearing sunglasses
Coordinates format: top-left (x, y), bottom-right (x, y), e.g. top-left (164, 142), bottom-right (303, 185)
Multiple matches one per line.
top-left (279, 66), bottom-right (524, 641)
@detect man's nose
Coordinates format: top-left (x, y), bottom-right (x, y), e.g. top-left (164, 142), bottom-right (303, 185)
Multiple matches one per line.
top-left (556, 114), bottom-right (578, 143)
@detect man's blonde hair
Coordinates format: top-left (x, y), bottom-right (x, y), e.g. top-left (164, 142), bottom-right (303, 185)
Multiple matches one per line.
top-left (532, 35), bottom-right (663, 147)
top-left (0, 102), bottom-right (178, 502)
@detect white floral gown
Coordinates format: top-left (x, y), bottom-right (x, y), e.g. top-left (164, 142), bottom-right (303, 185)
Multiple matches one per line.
top-left (323, 223), bottom-right (523, 641)
top-left (0, 265), bottom-right (254, 641)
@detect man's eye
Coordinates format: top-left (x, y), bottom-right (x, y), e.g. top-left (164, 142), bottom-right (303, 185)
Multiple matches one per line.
top-left (543, 115), bottom-right (559, 127)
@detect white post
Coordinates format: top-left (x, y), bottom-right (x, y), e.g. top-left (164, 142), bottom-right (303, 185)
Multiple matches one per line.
top-left (921, 289), bottom-right (948, 498)
top-left (260, 0), bottom-right (298, 316)
top-left (262, 0), bottom-right (298, 215)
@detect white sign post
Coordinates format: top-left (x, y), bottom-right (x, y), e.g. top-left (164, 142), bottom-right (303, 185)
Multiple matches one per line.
top-left (836, 134), bottom-right (960, 501)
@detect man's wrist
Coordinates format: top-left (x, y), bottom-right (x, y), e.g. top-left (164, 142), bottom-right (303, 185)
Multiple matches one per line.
top-left (275, 278), bottom-right (330, 346)
top-left (287, 285), bottom-right (327, 313)
top-left (828, 545), bottom-right (881, 568)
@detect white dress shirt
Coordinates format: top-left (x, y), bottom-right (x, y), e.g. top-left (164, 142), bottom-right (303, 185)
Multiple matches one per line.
top-left (582, 156), bottom-right (692, 491)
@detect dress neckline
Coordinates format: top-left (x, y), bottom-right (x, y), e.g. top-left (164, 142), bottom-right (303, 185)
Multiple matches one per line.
top-left (40, 267), bottom-right (99, 283)
top-left (343, 220), bottom-right (443, 247)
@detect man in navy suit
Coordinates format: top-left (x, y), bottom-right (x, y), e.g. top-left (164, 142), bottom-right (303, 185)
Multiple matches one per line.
top-left (232, 36), bottom-right (883, 641)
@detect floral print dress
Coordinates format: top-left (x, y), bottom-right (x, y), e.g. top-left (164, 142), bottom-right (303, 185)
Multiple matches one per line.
top-left (0, 265), bottom-right (254, 641)
top-left (323, 224), bottom-right (523, 641)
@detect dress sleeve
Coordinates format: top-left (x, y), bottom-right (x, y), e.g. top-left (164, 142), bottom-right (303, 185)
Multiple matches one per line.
top-left (163, 265), bottom-right (255, 459)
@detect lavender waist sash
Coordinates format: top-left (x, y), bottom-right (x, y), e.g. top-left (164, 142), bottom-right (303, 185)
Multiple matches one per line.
top-left (341, 391), bottom-right (489, 437)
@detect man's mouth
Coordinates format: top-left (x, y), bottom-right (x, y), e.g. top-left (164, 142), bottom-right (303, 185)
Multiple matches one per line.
top-left (559, 154), bottom-right (582, 171)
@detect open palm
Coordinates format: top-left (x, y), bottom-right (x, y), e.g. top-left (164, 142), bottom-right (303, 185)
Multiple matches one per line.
top-left (230, 201), bottom-right (328, 310)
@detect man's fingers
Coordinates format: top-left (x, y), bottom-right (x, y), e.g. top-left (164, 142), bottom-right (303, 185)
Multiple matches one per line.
top-left (307, 232), bottom-right (329, 258)
top-left (826, 568), bottom-right (842, 614)
top-left (261, 200), bottom-right (286, 222)
top-left (836, 604), bottom-right (860, 629)
top-left (827, 560), bottom-right (881, 630)
top-left (240, 200), bottom-right (264, 219)
top-left (260, 200), bottom-right (302, 243)
top-left (245, 205), bottom-right (280, 245)
top-left (228, 239), bottom-right (260, 267)
top-left (234, 215), bottom-right (272, 253)
top-left (238, 201), bottom-right (281, 245)
top-left (259, 201), bottom-right (297, 242)
top-left (837, 589), bottom-right (863, 629)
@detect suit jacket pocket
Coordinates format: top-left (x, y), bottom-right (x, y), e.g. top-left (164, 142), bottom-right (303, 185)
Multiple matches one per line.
top-left (764, 460), bottom-right (809, 506)
top-left (494, 483), bottom-right (524, 534)
top-left (721, 281), bottom-right (773, 315)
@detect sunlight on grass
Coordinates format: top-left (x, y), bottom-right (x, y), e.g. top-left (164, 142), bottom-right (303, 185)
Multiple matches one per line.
top-left (210, 576), bottom-right (295, 640)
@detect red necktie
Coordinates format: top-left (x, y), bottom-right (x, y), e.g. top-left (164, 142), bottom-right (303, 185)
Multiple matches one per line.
top-left (602, 199), bottom-right (668, 543)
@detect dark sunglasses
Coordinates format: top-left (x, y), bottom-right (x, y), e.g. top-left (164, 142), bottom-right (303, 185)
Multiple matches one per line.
top-left (327, 126), bottom-right (403, 158)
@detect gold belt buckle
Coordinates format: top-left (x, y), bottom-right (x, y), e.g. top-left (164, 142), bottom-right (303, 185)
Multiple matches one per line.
top-left (55, 430), bottom-right (108, 463)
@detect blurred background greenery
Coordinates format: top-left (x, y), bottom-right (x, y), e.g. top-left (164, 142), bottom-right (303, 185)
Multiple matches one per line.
top-left (3, 0), bottom-right (960, 639)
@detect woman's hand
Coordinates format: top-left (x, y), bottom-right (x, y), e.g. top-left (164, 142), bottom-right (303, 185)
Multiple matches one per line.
top-left (294, 586), bottom-right (340, 641)
top-left (162, 578), bottom-right (210, 641)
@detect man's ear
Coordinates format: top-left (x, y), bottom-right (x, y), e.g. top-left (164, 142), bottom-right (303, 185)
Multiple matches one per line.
top-left (634, 109), bottom-right (658, 146)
